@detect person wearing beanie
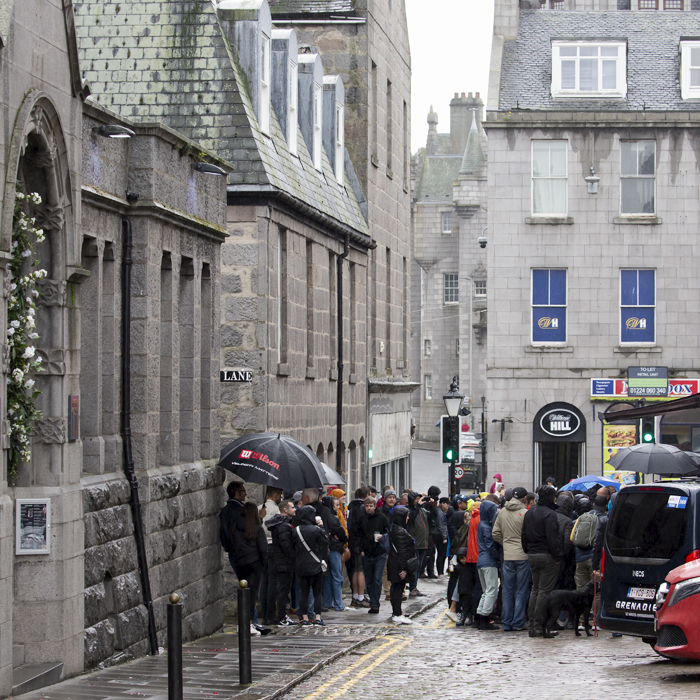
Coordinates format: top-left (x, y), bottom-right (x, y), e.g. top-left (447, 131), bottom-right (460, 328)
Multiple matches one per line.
top-left (492, 486), bottom-right (530, 631)
top-left (521, 484), bottom-right (562, 637)
top-left (387, 506), bottom-right (415, 625)
top-left (376, 485), bottom-right (394, 509)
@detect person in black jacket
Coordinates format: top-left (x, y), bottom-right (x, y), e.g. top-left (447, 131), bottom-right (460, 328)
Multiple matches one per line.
top-left (347, 486), bottom-right (370, 608)
top-left (406, 491), bottom-right (430, 596)
top-left (220, 481), bottom-right (246, 575)
top-left (322, 496), bottom-right (348, 611)
top-left (521, 485), bottom-right (562, 638)
top-left (359, 497), bottom-right (390, 613)
top-left (446, 496), bottom-right (470, 605)
top-left (265, 499), bottom-right (296, 625)
top-left (232, 501), bottom-right (268, 634)
top-left (293, 505), bottom-right (330, 625)
top-left (387, 506), bottom-right (415, 625)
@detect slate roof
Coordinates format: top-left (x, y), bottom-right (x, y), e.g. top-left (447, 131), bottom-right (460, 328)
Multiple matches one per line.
top-left (268, 0), bottom-right (356, 16)
top-left (74, 0), bottom-right (369, 238)
top-left (415, 155), bottom-right (462, 202)
top-left (500, 10), bottom-right (700, 112)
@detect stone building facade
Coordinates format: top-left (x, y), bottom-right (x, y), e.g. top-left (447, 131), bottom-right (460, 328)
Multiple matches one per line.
top-left (486, 0), bottom-right (700, 490)
top-left (411, 95), bottom-right (488, 449)
top-left (269, 0), bottom-right (416, 491)
top-left (75, 0), bottom-right (375, 493)
top-left (0, 1), bottom-right (229, 696)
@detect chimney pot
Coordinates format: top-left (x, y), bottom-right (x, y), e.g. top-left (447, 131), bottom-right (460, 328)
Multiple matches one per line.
top-left (461, 92), bottom-right (466, 98)
top-left (454, 92), bottom-right (458, 98)
top-left (476, 92), bottom-right (480, 98)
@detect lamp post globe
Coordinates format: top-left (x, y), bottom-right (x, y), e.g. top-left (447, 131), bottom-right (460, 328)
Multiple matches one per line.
top-left (443, 376), bottom-right (464, 417)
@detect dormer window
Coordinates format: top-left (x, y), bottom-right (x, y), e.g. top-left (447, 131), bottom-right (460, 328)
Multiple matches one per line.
top-left (681, 41), bottom-right (700, 100)
top-left (552, 41), bottom-right (627, 98)
top-left (289, 59), bottom-right (298, 154)
top-left (260, 33), bottom-right (271, 135)
top-left (335, 102), bottom-right (344, 183)
top-left (314, 82), bottom-right (323, 170)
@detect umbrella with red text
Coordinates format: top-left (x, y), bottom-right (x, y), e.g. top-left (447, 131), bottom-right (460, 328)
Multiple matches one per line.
top-left (219, 432), bottom-right (325, 492)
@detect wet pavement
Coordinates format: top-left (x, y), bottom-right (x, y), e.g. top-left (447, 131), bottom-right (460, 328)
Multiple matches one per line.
top-left (282, 596), bottom-right (700, 700)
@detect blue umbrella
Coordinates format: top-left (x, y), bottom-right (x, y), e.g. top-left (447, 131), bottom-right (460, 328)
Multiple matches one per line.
top-left (559, 475), bottom-right (620, 492)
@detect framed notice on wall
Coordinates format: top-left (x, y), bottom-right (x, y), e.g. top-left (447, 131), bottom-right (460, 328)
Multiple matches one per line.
top-left (15, 499), bottom-right (51, 555)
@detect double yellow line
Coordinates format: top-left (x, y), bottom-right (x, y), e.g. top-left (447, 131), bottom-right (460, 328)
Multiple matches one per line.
top-left (299, 636), bottom-right (413, 700)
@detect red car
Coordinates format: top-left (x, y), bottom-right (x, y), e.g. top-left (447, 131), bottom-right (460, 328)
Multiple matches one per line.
top-left (654, 558), bottom-right (700, 660)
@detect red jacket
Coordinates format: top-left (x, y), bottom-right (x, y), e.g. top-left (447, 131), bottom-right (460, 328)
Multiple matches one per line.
top-left (467, 508), bottom-right (481, 563)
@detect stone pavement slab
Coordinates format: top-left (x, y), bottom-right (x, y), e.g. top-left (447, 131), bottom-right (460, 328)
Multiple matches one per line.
top-left (12, 582), bottom-right (446, 700)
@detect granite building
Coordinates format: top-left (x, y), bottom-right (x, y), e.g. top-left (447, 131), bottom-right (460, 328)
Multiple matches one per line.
top-left (486, 0), bottom-right (700, 489)
top-left (74, 0), bottom-right (374, 494)
top-left (411, 94), bottom-right (488, 448)
top-left (0, 0), bottom-right (229, 695)
top-left (269, 0), bottom-right (416, 491)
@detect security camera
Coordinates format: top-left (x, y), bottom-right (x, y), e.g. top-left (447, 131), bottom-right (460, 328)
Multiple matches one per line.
top-left (477, 236), bottom-right (487, 249)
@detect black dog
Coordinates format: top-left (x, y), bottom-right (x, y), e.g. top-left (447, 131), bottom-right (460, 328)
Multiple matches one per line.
top-left (542, 580), bottom-right (596, 638)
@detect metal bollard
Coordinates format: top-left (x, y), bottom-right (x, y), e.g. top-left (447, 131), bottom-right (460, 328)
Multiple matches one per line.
top-left (167, 593), bottom-right (183, 700)
top-left (238, 580), bottom-right (252, 685)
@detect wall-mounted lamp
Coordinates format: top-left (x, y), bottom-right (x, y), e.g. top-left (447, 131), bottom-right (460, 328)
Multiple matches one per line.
top-left (585, 166), bottom-right (600, 194)
top-left (194, 162), bottom-right (227, 176)
top-left (93, 124), bottom-right (135, 139)
top-left (491, 417), bottom-right (513, 441)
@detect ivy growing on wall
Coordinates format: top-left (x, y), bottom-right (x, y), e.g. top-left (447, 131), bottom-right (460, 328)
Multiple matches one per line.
top-left (7, 190), bottom-right (47, 480)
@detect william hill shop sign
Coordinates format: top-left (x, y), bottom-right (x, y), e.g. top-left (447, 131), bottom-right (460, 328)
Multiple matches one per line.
top-left (590, 378), bottom-right (698, 401)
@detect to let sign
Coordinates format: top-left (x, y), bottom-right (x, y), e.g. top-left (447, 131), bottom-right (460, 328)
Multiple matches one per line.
top-left (220, 369), bottom-right (254, 383)
top-left (628, 366), bottom-right (668, 397)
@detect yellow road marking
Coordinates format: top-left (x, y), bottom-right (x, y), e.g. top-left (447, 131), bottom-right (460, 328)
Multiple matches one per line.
top-left (299, 637), bottom-right (404, 700)
top-left (320, 638), bottom-right (413, 700)
top-left (428, 608), bottom-right (448, 628)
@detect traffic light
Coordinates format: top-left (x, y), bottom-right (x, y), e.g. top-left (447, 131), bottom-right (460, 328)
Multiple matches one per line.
top-left (441, 416), bottom-right (455, 463)
top-left (641, 417), bottom-right (655, 444)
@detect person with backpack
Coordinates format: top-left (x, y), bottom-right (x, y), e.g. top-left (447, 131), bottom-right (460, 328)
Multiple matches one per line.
top-left (387, 506), bottom-right (415, 625)
top-left (359, 496), bottom-right (390, 614)
top-left (293, 505), bottom-right (330, 626)
top-left (573, 493), bottom-right (609, 588)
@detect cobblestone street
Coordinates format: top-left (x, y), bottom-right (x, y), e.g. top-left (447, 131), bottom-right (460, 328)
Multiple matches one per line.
top-left (282, 599), bottom-right (700, 700)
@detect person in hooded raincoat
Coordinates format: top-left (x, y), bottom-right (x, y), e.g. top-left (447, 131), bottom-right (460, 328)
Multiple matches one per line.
top-left (475, 499), bottom-right (501, 630)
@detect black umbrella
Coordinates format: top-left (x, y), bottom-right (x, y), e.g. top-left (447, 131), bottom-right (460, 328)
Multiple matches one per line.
top-left (219, 432), bottom-right (325, 492)
top-left (607, 443), bottom-right (700, 476)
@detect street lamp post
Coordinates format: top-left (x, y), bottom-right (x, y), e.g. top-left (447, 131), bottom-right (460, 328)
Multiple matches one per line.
top-left (443, 376), bottom-right (464, 498)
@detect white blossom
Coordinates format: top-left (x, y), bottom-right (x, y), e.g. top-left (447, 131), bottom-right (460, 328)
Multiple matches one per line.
top-left (12, 368), bottom-right (24, 382)
top-left (22, 346), bottom-right (35, 359)
top-left (10, 320), bottom-right (20, 329)
top-left (9, 283), bottom-right (16, 292)
top-left (21, 249), bottom-right (31, 258)
top-left (24, 378), bottom-right (35, 389)
top-left (6, 327), bottom-right (15, 337)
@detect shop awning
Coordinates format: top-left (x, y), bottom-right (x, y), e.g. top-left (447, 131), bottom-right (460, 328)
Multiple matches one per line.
top-left (603, 393), bottom-right (700, 422)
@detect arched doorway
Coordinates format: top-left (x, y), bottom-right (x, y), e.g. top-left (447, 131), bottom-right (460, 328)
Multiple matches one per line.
top-left (533, 402), bottom-right (586, 488)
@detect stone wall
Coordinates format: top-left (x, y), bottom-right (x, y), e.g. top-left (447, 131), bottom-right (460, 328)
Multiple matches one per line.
top-left (82, 464), bottom-right (224, 669)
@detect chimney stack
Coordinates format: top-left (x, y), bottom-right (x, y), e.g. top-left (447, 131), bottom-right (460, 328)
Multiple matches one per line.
top-left (450, 91), bottom-right (484, 156)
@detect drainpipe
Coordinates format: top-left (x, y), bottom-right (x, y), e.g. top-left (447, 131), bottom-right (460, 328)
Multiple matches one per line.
top-left (336, 236), bottom-right (350, 474)
top-left (121, 215), bottom-right (159, 656)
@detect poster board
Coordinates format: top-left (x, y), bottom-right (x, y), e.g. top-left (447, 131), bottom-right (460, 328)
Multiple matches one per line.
top-left (15, 498), bottom-right (51, 554)
top-left (603, 423), bottom-right (637, 477)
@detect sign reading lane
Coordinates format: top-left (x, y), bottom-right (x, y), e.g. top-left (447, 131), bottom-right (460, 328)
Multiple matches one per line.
top-left (628, 366), bottom-right (668, 397)
top-left (220, 369), bottom-right (254, 383)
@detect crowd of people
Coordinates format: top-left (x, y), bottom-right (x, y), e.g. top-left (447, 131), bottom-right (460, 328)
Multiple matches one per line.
top-left (219, 475), bottom-right (616, 637)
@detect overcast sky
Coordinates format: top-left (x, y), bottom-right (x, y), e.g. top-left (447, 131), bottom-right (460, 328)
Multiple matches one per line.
top-left (405, 0), bottom-right (496, 153)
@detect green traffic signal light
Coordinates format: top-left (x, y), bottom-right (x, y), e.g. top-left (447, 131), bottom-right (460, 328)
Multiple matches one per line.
top-left (642, 431), bottom-right (654, 443)
top-left (641, 417), bottom-right (655, 444)
top-left (445, 448), bottom-right (453, 460)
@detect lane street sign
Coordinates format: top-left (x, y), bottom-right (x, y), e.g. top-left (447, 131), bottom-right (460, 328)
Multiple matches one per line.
top-left (220, 369), bottom-right (254, 383)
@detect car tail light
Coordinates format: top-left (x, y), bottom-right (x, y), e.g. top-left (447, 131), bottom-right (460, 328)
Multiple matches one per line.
top-left (600, 549), bottom-right (605, 581)
top-left (685, 550), bottom-right (700, 563)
